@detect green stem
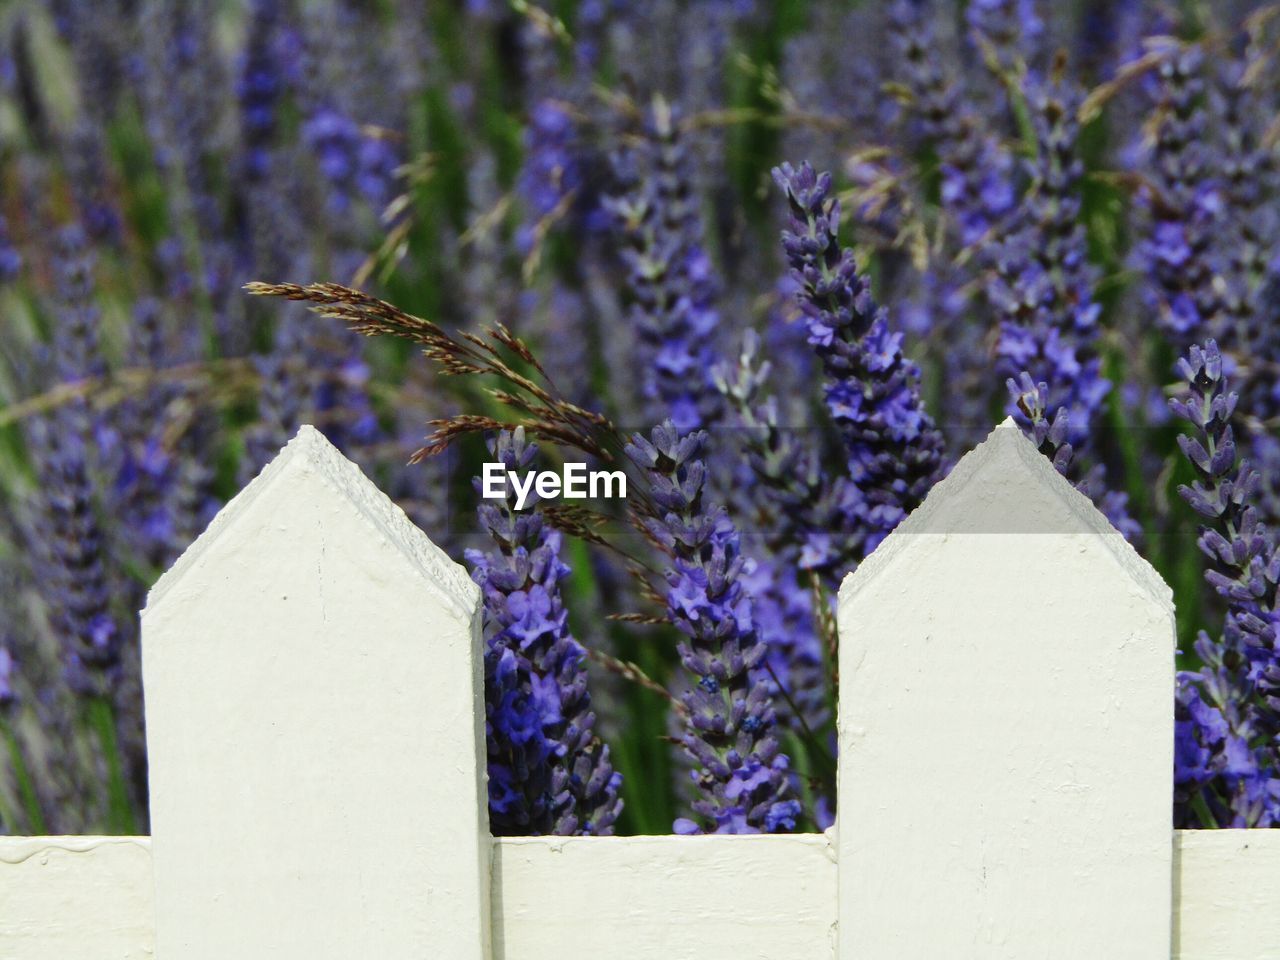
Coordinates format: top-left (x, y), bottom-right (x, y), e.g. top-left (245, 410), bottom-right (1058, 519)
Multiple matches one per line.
top-left (0, 784), bottom-right (16, 836)
top-left (1, 718), bottom-right (46, 834)
top-left (1190, 790), bottom-right (1219, 829)
top-left (86, 697), bottom-right (136, 835)
top-left (780, 730), bottom-right (820, 832)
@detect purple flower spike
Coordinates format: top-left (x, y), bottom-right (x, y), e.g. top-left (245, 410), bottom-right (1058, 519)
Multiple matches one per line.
top-left (0, 642), bottom-right (16, 712)
top-left (606, 97), bottom-right (724, 433)
top-left (627, 422), bottom-right (801, 834)
top-left (25, 226), bottom-right (121, 697)
top-left (0, 215), bottom-right (20, 282)
top-left (1134, 41), bottom-right (1221, 351)
top-left (992, 73), bottom-right (1137, 540)
top-left (992, 73), bottom-right (1107, 448)
top-left (468, 429), bottom-right (622, 836)
top-left (773, 161), bottom-right (946, 556)
top-left (888, 0), bottom-right (1016, 246)
top-left (1170, 340), bottom-right (1280, 828)
top-left (966, 0), bottom-right (1044, 70)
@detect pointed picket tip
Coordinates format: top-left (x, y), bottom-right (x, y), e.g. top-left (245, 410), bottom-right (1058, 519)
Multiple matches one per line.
top-left (145, 424), bottom-right (477, 622)
top-left (839, 416), bottom-right (1171, 614)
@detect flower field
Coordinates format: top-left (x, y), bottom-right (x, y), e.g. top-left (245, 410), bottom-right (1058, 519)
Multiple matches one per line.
top-left (0, 0), bottom-right (1277, 839)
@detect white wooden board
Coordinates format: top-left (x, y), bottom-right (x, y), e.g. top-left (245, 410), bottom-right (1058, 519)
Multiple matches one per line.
top-left (3, 832), bottom-right (1276, 958)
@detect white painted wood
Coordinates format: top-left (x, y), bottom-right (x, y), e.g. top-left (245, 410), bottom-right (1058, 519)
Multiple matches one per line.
top-left (141, 426), bottom-right (489, 960)
top-left (3, 831), bottom-right (1280, 956)
top-left (0, 837), bottom-right (154, 958)
top-left (0, 835), bottom-right (839, 959)
top-left (491, 833), bottom-right (838, 959)
top-left (835, 419), bottom-right (1177, 959)
top-left (1173, 829), bottom-right (1280, 959)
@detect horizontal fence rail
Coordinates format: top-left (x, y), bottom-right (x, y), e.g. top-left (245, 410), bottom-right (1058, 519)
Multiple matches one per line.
top-left (3, 832), bottom-right (1280, 959)
top-left (1, 422), bottom-right (1276, 959)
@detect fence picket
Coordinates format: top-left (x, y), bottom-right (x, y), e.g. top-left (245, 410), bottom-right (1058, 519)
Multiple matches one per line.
top-left (835, 418), bottom-right (1176, 958)
top-left (141, 426), bottom-right (490, 960)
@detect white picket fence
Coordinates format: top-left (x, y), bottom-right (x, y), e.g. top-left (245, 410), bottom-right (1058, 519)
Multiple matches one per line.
top-left (2, 420), bottom-right (1279, 959)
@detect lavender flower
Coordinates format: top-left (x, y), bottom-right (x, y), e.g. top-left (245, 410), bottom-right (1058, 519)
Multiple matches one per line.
top-left (139, 0), bottom-right (229, 185)
top-left (1134, 40), bottom-right (1221, 350)
top-left (878, 1), bottom-right (1015, 444)
top-left (738, 557), bottom-right (827, 736)
top-left (113, 298), bottom-right (221, 571)
top-left (599, 0), bottom-right (754, 177)
top-left (1212, 33), bottom-right (1279, 355)
top-left (138, 0), bottom-right (238, 341)
top-left (1074, 0), bottom-right (1150, 82)
top-left (298, 5), bottom-right (402, 222)
top-left (234, 1), bottom-right (309, 331)
top-left (514, 20), bottom-right (604, 255)
top-left (606, 97), bottom-right (724, 433)
top-left (245, 301), bottom-right (380, 473)
top-left (0, 215), bottom-right (20, 281)
top-left (306, 0), bottom-right (408, 143)
top-left (237, 0), bottom-right (290, 183)
top-left (245, 313), bottom-right (307, 475)
top-left (467, 429), bottom-right (622, 836)
top-left (65, 121), bottom-right (121, 244)
top-left (1007, 373), bottom-right (1074, 473)
top-left (10, 0), bottom-right (1280, 840)
top-left (714, 332), bottom-right (837, 734)
top-left (925, 273), bottom-right (999, 449)
top-left (26, 227), bottom-right (120, 697)
top-left (304, 323), bottom-right (381, 459)
top-left (303, 107), bottom-right (399, 214)
top-left (517, 100), bottom-right (589, 253)
top-left (0, 637), bottom-right (18, 834)
top-left (990, 72), bottom-right (1139, 538)
top-left (1005, 373), bottom-right (1140, 540)
top-left (627, 422), bottom-right (801, 834)
top-left (966, 0), bottom-right (1044, 71)
top-left (50, 0), bottom-right (132, 116)
top-left (115, 299), bottom-right (180, 570)
top-left (774, 161), bottom-right (947, 555)
top-left (0, 641), bottom-right (15, 713)
top-left (714, 330), bottom-right (857, 581)
top-left (991, 72), bottom-right (1107, 444)
top-left (1170, 341), bottom-right (1280, 827)
top-left (1240, 274), bottom-right (1280, 526)
top-left (888, 0), bottom-right (1016, 246)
